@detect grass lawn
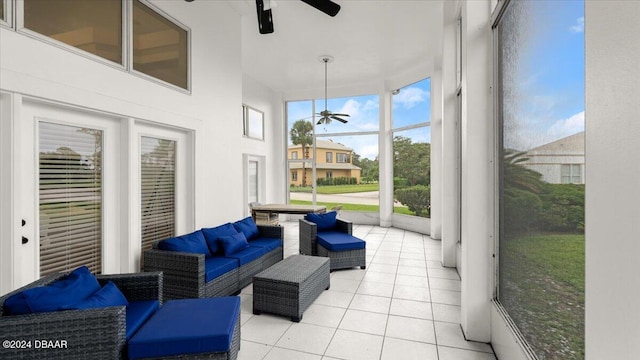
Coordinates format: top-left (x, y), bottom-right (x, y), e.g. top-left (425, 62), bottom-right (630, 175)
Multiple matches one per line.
top-left (290, 183), bottom-right (379, 194)
top-left (289, 199), bottom-right (416, 216)
top-left (500, 233), bottom-right (584, 360)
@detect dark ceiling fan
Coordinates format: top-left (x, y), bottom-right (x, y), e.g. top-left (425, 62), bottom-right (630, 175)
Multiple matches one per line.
top-left (316, 56), bottom-right (349, 125)
top-left (255, 0), bottom-right (341, 34)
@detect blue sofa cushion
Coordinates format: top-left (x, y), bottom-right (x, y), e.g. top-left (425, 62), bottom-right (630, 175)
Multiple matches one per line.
top-left (3, 266), bottom-right (101, 315)
top-left (126, 300), bottom-right (160, 341)
top-left (219, 232), bottom-right (250, 256)
top-left (128, 297), bottom-right (241, 359)
top-left (317, 231), bottom-right (366, 251)
top-left (248, 237), bottom-right (282, 252)
top-left (224, 246), bottom-right (266, 266)
top-left (305, 211), bottom-right (337, 231)
top-left (202, 223), bottom-right (238, 255)
top-left (204, 257), bottom-right (238, 282)
top-left (233, 216), bottom-right (260, 240)
top-left (158, 230), bottom-right (211, 257)
top-left (60, 281), bottom-right (128, 310)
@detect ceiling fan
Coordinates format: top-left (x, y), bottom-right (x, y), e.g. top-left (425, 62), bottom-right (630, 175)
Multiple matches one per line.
top-left (255, 0), bottom-right (341, 34)
top-left (316, 56), bottom-right (349, 125)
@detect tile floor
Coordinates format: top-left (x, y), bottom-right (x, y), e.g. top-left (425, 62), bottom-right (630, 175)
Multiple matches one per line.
top-left (238, 221), bottom-right (497, 360)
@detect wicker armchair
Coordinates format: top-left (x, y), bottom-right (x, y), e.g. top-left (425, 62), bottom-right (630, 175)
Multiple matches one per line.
top-left (144, 224), bottom-right (284, 300)
top-left (299, 218), bottom-right (366, 271)
top-left (0, 271), bottom-right (163, 360)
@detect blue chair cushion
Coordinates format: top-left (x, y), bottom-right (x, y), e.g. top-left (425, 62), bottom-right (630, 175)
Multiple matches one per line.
top-left (233, 216), bottom-right (260, 240)
top-left (202, 223), bottom-right (238, 255)
top-left (60, 281), bottom-right (128, 310)
top-left (223, 246), bottom-right (266, 266)
top-left (126, 300), bottom-right (160, 341)
top-left (204, 256), bottom-right (238, 282)
top-left (305, 211), bottom-right (337, 231)
top-left (317, 232), bottom-right (366, 251)
top-left (248, 237), bottom-right (282, 252)
top-left (158, 230), bottom-right (211, 257)
top-left (218, 232), bottom-right (250, 256)
top-left (128, 297), bottom-right (241, 359)
top-left (3, 266), bottom-right (100, 315)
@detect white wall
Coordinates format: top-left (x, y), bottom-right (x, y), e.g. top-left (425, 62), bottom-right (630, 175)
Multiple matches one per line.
top-left (242, 74), bottom-right (286, 205)
top-left (585, 2), bottom-right (640, 359)
top-left (0, 1), bottom-right (280, 290)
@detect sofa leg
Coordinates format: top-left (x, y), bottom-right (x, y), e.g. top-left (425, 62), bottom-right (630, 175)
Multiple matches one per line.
top-left (360, 266), bottom-right (366, 269)
top-left (291, 315), bottom-right (302, 322)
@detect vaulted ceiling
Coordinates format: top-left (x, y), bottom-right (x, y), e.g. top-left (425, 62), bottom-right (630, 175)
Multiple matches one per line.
top-left (229, 0), bottom-right (444, 99)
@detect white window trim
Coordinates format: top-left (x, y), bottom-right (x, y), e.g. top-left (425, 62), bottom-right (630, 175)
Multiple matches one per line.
top-left (243, 104), bottom-right (265, 140)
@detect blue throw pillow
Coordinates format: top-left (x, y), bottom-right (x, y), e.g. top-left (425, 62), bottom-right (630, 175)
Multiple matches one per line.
top-left (61, 281), bottom-right (129, 310)
top-left (218, 232), bottom-right (250, 256)
top-left (202, 223), bottom-right (238, 254)
top-left (4, 266), bottom-right (101, 315)
top-left (233, 216), bottom-right (260, 241)
top-left (305, 211), bottom-right (337, 231)
top-left (158, 230), bottom-right (211, 256)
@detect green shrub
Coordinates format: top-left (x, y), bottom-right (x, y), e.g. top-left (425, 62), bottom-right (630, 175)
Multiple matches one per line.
top-left (317, 177), bottom-right (357, 186)
top-left (538, 184), bottom-right (585, 233)
top-left (394, 185), bottom-right (430, 217)
top-left (394, 177), bottom-right (410, 189)
top-left (503, 187), bottom-right (543, 236)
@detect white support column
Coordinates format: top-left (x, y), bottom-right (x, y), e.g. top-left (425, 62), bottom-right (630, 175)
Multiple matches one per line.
top-left (441, 1), bottom-right (461, 267)
top-left (0, 92), bottom-right (15, 295)
top-left (460, 0), bottom-right (493, 342)
top-left (585, 2), bottom-right (640, 359)
top-left (430, 58), bottom-right (443, 240)
top-left (379, 85), bottom-right (393, 227)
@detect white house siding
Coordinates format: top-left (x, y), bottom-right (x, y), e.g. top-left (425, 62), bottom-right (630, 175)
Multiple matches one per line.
top-left (522, 131), bottom-right (585, 184)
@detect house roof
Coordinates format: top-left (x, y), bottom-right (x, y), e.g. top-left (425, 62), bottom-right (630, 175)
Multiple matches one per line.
top-left (526, 131), bottom-right (585, 155)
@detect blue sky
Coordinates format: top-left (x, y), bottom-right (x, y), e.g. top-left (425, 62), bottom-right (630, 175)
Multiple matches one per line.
top-left (504, 0), bottom-right (585, 150)
top-left (287, 78), bottom-right (431, 160)
top-left (288, 1), bottom-right (585, 157)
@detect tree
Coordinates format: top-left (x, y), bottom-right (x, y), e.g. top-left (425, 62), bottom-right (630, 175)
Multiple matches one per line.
top-left (503, 149), bottom-right (544, 193)
top-left (352, 153), bottom-right (379, 182)
top-left (289, 120), bottom-right (314, 186)
top-left (393, 136), bottom-right (430, 186)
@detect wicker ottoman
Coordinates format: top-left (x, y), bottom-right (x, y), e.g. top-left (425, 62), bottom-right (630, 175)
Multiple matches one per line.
top-left (128, 297), bottom-right (241, 360)
top-left (252, 255), bottom-right (330, 322)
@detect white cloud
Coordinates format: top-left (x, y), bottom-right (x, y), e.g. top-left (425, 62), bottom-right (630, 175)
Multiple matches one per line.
top-left (338, 99), bottom-right (361, 117)
top-left (570, 17), bottom-right (584, 33)
top-left (393, 87), bottom-right (430, 109)
top-left (547, 111), bottom-right (585, 139)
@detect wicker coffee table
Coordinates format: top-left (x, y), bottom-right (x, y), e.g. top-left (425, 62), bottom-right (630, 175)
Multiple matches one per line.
top-left (252, 255), bottom-right (330, 322)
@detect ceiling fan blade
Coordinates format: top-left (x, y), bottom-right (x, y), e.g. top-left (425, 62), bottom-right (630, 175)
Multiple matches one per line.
top-left (330, 115), bottom-right (348, 124)
top-left (331, 113), bottom-right (350, 117)
top-left (256, 0), bottom-right (274, 34)
top-left (317, 116), bottom-right (331, 125)
top-left (300, 0), bottom-right (341, 17)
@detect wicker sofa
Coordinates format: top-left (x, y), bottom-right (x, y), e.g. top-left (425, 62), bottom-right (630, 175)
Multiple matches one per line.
top-left (143, 217), bottom-right (283, 300)
top-left (0, 269), bottom-right (163, 360)
top-left (299, 212), bottom-right (366, 271)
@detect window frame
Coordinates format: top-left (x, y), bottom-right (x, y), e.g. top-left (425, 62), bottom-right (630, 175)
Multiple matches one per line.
top-left (291, 170), bottom-right (298, 182)
top-left (326, 151), bottom-right (333, 163)
top-left (16, 0), bottom-right (127, 70)
top-left (0, 0), bottom-right (13, 28)
top-left (242, 104), bottom-right (265, 140)
top-left (130, 0), bottom-right (191, 92)
top-left (13, 0), bottom-right (191, 93)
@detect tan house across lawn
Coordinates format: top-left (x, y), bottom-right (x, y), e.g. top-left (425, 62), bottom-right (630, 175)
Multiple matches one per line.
top-left (288, 139), bottom-right (361, 186)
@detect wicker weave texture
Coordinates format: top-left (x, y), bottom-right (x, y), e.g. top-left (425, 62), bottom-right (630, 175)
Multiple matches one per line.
top-left (317, 245), bottom-right (366, 271)
top-left (144, 225), bottom-right (284, 300)
top-left (0, 272), bottom-right (163, 360)
top-left (253, 255), bottom-right (330, 322)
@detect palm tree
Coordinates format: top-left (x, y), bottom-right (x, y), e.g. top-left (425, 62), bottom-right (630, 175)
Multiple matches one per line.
top-left (503, 149), bottom-right (544, 193)
top-left (289, 120), bottom-right (313, 186)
